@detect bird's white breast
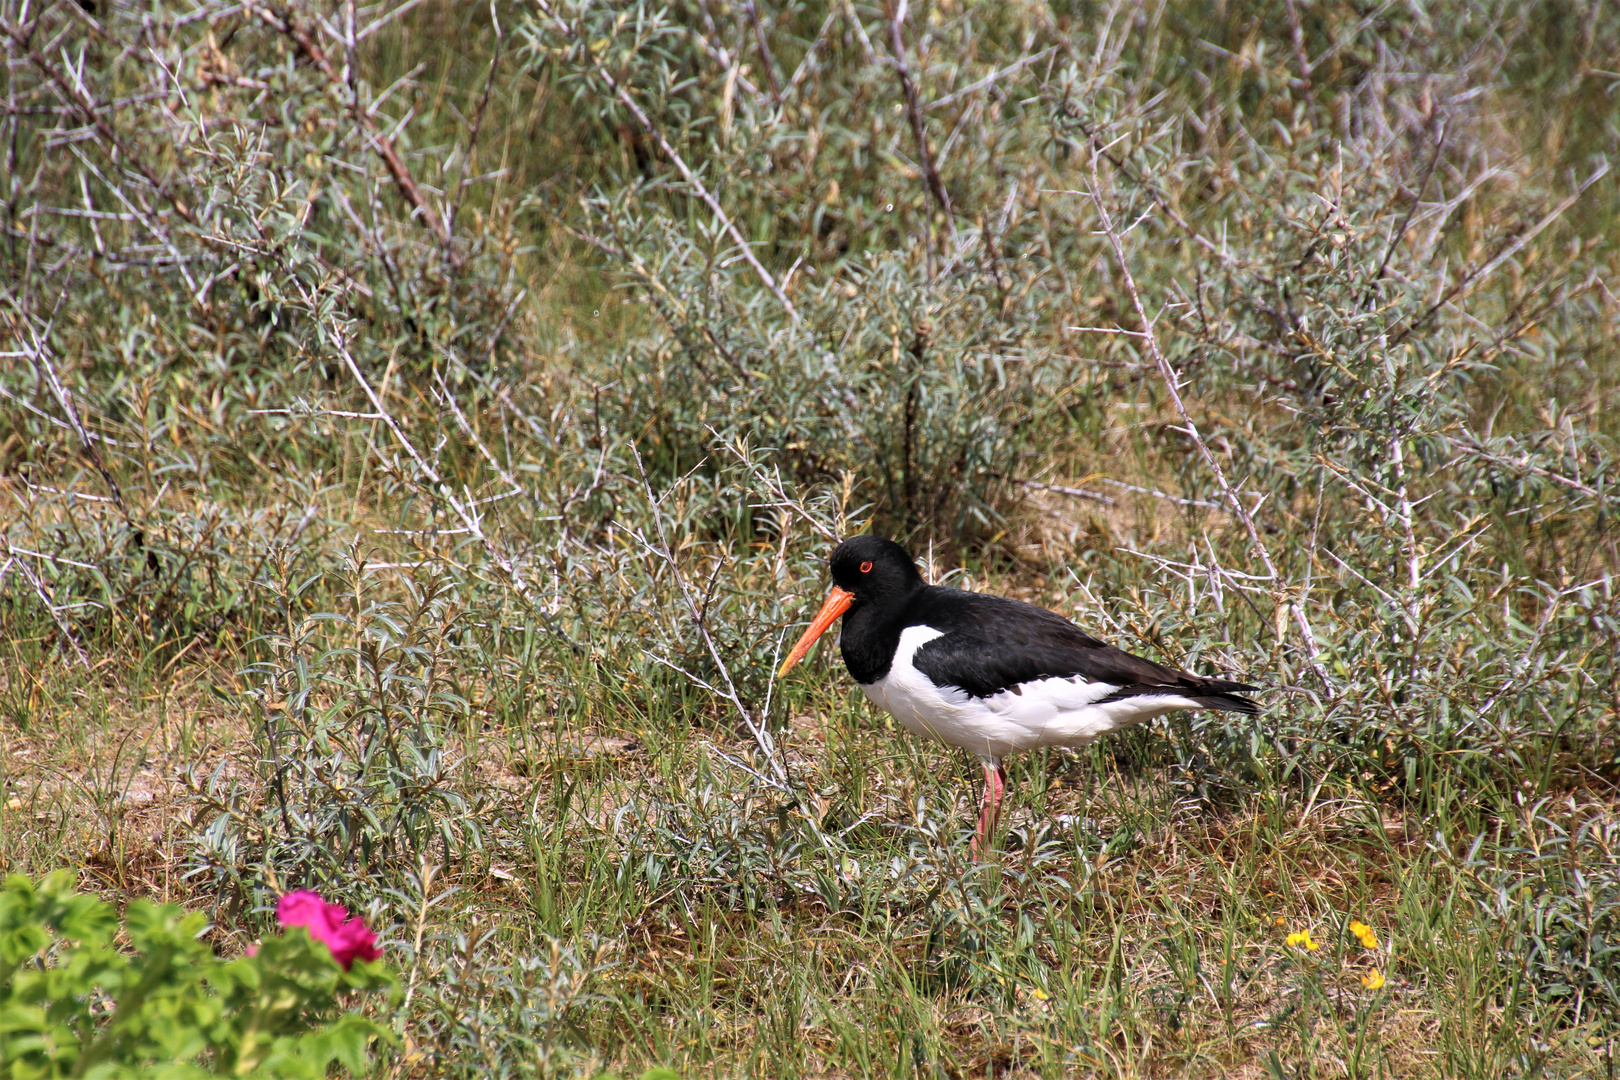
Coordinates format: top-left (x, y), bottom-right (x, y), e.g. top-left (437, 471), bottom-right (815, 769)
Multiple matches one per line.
top-left (859, 624), bottom-right (1201, 761)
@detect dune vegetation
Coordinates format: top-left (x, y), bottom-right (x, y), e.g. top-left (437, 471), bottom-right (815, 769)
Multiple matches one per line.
top-left (3, 0), bottom-right (1619, 1074)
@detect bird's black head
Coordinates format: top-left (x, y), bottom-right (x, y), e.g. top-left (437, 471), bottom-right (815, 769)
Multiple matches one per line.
top-left (777, 535), bottom-right (928, 678)
top-left (829, 534), bottom-right (926, 607)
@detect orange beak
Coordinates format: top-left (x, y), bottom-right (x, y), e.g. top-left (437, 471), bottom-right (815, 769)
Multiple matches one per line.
top-left (777, 586), bottom-right (855, 677)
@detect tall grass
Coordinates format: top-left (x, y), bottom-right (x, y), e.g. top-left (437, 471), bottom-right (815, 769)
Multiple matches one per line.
top-left (2, 0), bottom-right (1618, 1075)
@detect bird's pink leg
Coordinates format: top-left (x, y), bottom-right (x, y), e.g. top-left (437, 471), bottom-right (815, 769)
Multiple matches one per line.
top-left (972, 759), bottom-right (1007, 859)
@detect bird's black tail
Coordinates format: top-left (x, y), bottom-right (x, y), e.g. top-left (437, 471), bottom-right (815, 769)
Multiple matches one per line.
top-left (1189, 691), bottom-right (1260, 715)
top-left (1101, 679), bottom-right (1262, 714)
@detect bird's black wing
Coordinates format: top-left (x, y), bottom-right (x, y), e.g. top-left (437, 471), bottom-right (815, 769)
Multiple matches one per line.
top-left (908, 587), bottom-right (1258, 712)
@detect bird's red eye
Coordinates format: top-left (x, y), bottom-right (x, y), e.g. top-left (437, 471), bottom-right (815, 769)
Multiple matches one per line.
top-left (860, 560), bottom-right (873, 573)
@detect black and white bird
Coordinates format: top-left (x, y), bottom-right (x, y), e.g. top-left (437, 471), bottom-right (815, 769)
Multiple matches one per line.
top-left (777, 535), bottom-right (1259, 855)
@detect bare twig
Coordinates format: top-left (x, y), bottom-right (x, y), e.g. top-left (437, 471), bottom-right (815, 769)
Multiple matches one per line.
top-left (16, 481), bottom-right (114, 504)
top-left (1094, 477), bottom-right (1222, 510)
top-left (839, 0), bottom-right (877, 64)
top-left (536, 0), bottom-right (799, 323)
top-left (1056, 102), bottom-right (1233, 266)
top-left (887, 0), bottom-right (955, 272)
top-left (1069, 324), bottom-right (1147, 337)
top-left (1007, 477), bottom-right (1115, 506)
top-left (1388, 435), bottom-right (1423, 636)
top-left (628, 444), bottom-right (795, 794)
top-left (1085, 158), bottom-right (1333, 692)
top-left (5, 547), bottom-right (100, 571)
top-left (285, 289), bottom-right (576, 648)
top-left (1388, 161), bottom-right (1609, 346)
top-left (1319, 547), bottom-right (1413, 631)
top-left (926, 47), bottom-right (1055, 113)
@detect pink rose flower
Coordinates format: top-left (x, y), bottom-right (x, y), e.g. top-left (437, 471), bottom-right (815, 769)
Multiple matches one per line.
top-left (276, 889), bottom-right (381, 970)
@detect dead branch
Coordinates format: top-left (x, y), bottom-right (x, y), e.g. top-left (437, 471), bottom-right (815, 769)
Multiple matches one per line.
top-left (277, 276), bottom-right (577, 649)
top-left (1091, 478), bottom-right (1221, 510)
top-left (1006, 476), bottom-right (1116, 506)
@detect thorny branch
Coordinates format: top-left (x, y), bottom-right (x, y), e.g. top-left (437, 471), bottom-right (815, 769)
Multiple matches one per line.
top-left (535, 0), bottom-right (800, 324)
top-left (628, 444), bottom-right (796, 795)
top-left (1085, 158), bottom-right (1335, 693)
top-left (2, 541), bottom-right (92, 668)
top-left (887, 0), bottom-right (955, 272)
top-left (243, 0), bottom-right (457, 263)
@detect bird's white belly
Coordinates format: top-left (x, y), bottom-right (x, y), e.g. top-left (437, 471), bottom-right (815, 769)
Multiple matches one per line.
top-left (860, 625), bottom-right (1201, 760)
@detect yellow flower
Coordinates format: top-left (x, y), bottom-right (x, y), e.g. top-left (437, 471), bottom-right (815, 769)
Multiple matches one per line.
top-left (1349, 920), bottom-right (1380, 949)
top-left (1030, 987), bottom-right (1049, 1002)
top-left (1273, 916), bottom-right (1285, 926)
top-left (1286, 930), bottom-right (1319, 951)
top-left (1361, 967), bottom-right (1386, 990)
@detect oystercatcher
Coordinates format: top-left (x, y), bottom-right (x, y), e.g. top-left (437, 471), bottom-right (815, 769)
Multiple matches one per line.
top-left (778, 535), bottom-right (1259, 854)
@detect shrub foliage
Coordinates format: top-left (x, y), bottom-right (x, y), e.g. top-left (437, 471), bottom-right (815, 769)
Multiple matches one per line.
top-left (2, 0), bottom-right (1618, 1072)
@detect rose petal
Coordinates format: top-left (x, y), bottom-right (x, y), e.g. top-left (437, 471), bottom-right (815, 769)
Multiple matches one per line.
top-left (276, 890), bottom-right (328, 929)
top-left (275, 890), bottom-right (380, 969)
